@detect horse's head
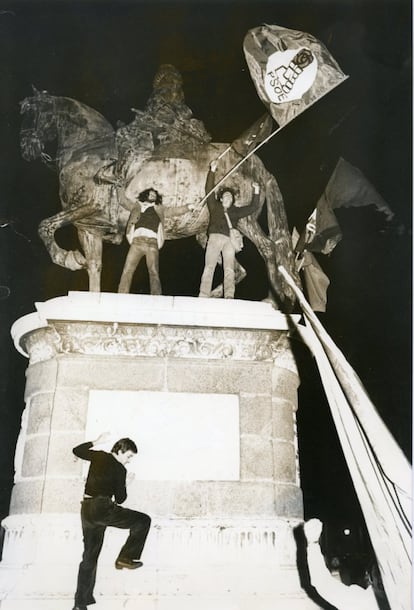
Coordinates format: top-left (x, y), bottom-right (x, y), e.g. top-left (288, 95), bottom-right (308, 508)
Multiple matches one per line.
top-left (20, 88), bottom-right (58, 161)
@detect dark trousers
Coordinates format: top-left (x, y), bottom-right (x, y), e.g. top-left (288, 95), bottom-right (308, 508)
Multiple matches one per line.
top-left (74, 496), bottom-right (151, 606)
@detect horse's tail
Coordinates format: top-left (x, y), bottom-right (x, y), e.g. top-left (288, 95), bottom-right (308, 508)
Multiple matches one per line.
top-left (38, 214), bottom-right (87, 271)
top-left (265, 174), bottom-right (300, 308)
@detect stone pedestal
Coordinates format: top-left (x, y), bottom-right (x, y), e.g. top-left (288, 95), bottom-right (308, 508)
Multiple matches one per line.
top-left (1, 293), bottom-right (319, 609)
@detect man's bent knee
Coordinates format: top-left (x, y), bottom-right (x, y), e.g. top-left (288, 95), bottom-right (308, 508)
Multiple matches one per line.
top-left (134, 512), bottom-right (151, 529)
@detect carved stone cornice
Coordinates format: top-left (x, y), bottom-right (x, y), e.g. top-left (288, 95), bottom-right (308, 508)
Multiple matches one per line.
top-left (12, 293), bottom-right (300, 371)
top-left (23, 327), bottom-right (61, 364)
top-left (23, 321), bottom-right (295, 365)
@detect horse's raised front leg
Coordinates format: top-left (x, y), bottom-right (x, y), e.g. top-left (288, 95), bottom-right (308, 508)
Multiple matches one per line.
top-left (38, 203), bottom-right (98, 271)
top-left (77, 228), bottom-right (103, 292)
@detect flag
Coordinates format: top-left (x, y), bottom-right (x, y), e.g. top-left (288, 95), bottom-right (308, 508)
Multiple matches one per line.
top-left (231, 113), bottom-right (273, 156)
top-left (328, 157), bottom-right (394, 217)
top-left (296, 200), bottom-right (342, 256)
top-left (301, 251), bottom-right (330, 312)
top-left (293, 227), bottom-right (331, 312)
top-left (279, 266), bottom-right (412, 610)
top-left (243, 24), bottom-right (348, 127)
top-left (299, 157), bottom-right (394, 255)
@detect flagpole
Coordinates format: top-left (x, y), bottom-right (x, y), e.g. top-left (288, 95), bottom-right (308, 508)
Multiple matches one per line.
top-left (216, 145), bottom-right (232, 160)
top-left (194, 76), bottom-right (349, 210)
top-left (279, 263), bottom-right (412, 610)
top-left (195, 125), bottom-right (283, 208)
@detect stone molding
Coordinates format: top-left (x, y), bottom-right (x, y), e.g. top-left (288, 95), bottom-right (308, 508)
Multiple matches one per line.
top-left (1, 514), bottom-right (302, 567)
top-left (23, 321), bottom-right (296, 365)
top-left (11, 293), bottom-right (300, 371)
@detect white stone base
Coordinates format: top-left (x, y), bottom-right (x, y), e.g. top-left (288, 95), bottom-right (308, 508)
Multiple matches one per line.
top-left (0, 595), bottom-right (322, 610)
top-left (0, 514), bottom-right (321, 609)
top-left (4, 295), bottom-right (314, 608)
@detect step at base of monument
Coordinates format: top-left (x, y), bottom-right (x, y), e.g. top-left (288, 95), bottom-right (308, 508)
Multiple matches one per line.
top-left (0, 564), bottom-right (322, 609)
top-left (0, 595), bottom-right (323, 610)
top-left (1, 517), bottom-right (324, 609)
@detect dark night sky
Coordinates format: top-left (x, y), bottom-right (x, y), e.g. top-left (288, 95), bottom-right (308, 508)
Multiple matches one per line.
top-left (0, 0), bottom-right (411, 548)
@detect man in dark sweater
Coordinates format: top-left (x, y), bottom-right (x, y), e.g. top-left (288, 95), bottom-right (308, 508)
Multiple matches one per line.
top-left (72, 434), bottom-right (151, 610)
top-left (198, 159), bottom-right (260, 298)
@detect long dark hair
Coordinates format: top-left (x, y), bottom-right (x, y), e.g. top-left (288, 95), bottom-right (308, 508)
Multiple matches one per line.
top-left (138, 188), bottom-right (162, 205)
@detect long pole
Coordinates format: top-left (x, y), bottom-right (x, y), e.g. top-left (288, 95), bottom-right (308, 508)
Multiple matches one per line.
top-left (279, 264), bottom-right (411, 610)
top-left (278, 264), bottom-right (412, 495)
top-left (195, 125), bottom-right (283, 208)
top-left (194, 76), bottom-right (349, 210)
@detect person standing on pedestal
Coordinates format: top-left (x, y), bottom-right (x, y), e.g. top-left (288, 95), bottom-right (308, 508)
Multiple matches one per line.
top-left (72, 433), bottom-right (151, 610)
top-left (118, 188), bottom-right (193, 294)
top-left (198, 160), bottom-right (260, 299)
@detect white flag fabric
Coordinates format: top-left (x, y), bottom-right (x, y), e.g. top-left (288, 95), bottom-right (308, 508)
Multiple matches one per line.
top-left (279, 266), bottom-right (412, 610)
top-left (244, 24), bottom-right (348, 126)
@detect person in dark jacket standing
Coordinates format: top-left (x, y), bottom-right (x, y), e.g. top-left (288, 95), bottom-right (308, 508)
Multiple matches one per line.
top-left (198, 159), bottom-right (260, 299)
top-left (72, 433), bottom-right (151, 610)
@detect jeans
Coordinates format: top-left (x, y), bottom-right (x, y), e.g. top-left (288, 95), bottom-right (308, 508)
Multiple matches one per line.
top-left (74, 496), bottom-right (151, 606)
top-left (199, 233), bottom-right (236, 298)
top-left (118, 236), bottom-right (161, 295)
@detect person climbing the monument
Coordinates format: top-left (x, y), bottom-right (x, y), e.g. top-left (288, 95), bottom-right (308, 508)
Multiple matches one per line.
top-left (71, 433), bottom-right (151, 610)
top-left (118, 188), bottom-right (193, 294)
top-left (198, 159), bottom-right (260, 299)
top-left (303, 518), bottom-right (381, 610)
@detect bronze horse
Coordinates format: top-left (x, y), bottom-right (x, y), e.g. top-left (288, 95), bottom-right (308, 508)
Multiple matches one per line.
top-left (20, 88), bottom-right (298, 307)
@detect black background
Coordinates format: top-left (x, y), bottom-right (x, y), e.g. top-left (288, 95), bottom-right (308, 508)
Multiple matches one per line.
top-left (0, 0), bottom-right (411, 560)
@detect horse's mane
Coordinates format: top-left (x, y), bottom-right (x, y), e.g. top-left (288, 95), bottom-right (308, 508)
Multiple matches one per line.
top-left (34, 95), bottom-right (117, 160)
top-left (56, 96), bottom-right (114, 136)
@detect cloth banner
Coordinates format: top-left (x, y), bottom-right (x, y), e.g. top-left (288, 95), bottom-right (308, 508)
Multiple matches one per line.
top-left (300, 157), bottom-right (394, 255)
top-left (231, 113), bottom-right (273, 156)
top-left (243, 24), bottom-right (348, 127)
top-left (301, 251), bottom-right (330, 312)
top-left (293, 227), bottom-right (330, 312)
top-left (296, 200), bottom-right (342, 256)
top-left (279, 266), bottom-right (412, 610)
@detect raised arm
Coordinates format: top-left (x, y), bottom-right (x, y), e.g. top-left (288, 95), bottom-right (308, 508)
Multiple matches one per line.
top-left (73, 441), bottom-right (94, 461)
top-left (230, 182), bottom-right (261, 221)
top-left (204, 160), bottom-right (219, 212)
top-left (304, 519), bottom-right (366, 609)
top-left (73, 432), bottom-right (111, 461)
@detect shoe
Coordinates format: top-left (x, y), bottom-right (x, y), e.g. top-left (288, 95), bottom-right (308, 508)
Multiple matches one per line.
top-left (72, 606), bottom-right (87, 610)
top-left (115, 557), bottom-right (143, 570)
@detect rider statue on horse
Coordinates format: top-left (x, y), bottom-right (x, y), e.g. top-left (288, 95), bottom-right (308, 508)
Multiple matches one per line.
top-left (19, 65), bottom-right (299, 309)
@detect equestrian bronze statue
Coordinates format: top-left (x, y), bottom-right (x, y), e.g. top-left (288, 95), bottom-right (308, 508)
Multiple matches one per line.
top-left (20, 66), bottom-right (298, 308)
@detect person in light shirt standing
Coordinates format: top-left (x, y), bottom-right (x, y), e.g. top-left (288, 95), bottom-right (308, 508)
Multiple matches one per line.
top-left (198, 159), bottom-right (260, 299)
top-left (118, 187), bottom-right (192, 294)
